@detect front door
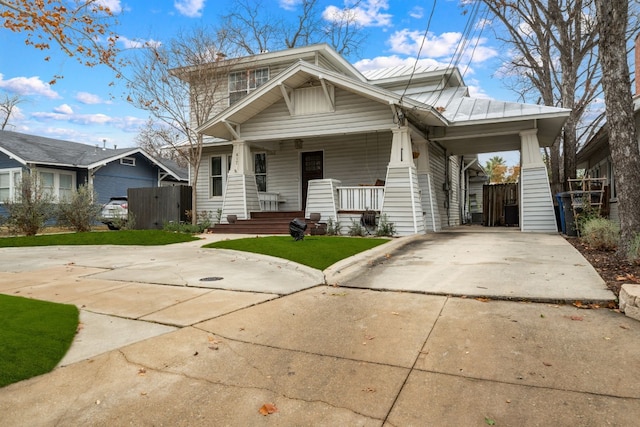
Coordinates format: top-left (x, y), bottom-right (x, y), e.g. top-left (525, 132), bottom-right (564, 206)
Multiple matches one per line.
top-left (301, 151), bottom-right (323, 210)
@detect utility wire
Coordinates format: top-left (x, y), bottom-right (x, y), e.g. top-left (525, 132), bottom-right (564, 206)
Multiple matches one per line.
top-left (399, 0), bottom-right (438, 104)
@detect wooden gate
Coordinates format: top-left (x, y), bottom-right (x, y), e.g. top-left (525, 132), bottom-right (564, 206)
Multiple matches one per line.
top-left (482, 183), bottom-right (519, 227)
top-left (128, 186), bottom-right (192, 229)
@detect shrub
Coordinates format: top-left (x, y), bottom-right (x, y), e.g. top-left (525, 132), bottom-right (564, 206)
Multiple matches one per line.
top-left (347, 219), bottom-right (365, 236)
top-left (375, 214), bottom-right (396, 237)
top-left (325, 217), bottom-right (341, 236)
top-left (580, 217), bottom-right (619, 251)
top-left (164, 210), bottom-right (214, 234)
top-left (3, 173), bottom-right (55, 236)
top-left (57, 185), bottom-right (101, 232)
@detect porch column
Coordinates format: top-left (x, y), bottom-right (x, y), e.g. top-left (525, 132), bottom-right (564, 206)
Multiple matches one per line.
top-left (415, 140), bottom-right (441, 232)
top-left (221, 140), bottom-right (261, 222)
top-left (381, 126), bottom-right (425, 235)
top-left (519, 129), bottom-right (557, 232)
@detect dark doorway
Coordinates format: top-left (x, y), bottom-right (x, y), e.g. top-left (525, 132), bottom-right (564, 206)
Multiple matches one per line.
top-left (301, 151), bottom-right (323, 210)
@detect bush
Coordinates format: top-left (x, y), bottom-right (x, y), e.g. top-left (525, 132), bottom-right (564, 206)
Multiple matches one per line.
top-left (3, 173), bottom-right (55, 236)
top-left (347, 219), bottom-right (365, 236)
top-left (375, 214), bottom-right (396, 237)
top-left (164, 210), bottom-right (215, 234)
top-left (57, 185), bottom-right (101, 232)
top-left (325, 217), bottom-right (341, 236)
top-left (580, 217), bottom-right (619, 251)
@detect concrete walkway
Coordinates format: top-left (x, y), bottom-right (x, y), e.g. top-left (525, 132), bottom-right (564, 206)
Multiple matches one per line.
top-left (1, 230), bottom-right (638, 426)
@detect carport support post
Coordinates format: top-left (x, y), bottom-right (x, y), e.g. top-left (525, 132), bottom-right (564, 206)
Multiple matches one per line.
top-left (221, 140), bottom-right (261, 222)
top-left (415, 139), bottom-right (441, 232)
top-left (381, 126), bottom-right (425, 235)
top-left (519, 129), bottom-right (558, 232)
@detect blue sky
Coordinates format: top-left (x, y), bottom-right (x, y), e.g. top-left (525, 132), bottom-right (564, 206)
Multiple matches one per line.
top-left (0, 0), bottom-right (520, 165)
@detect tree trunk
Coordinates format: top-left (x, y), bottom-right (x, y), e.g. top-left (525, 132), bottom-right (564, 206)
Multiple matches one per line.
top-left (595, 0), bottom-right (640, 257)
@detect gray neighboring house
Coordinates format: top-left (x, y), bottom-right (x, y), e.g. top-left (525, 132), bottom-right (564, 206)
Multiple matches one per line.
top-left (576, 97), bottom-right (640, 224)
top-left (176, 44), bottom-right (570, 235)
top-left (0, 130), bottom-right (187, 214)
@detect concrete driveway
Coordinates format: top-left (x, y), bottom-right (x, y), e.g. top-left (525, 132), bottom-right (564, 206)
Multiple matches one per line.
top-left (1, 229), bottom-right (638, 426)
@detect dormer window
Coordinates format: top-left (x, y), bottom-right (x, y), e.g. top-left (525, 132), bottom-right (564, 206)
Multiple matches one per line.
top-left (229, 67), bottom-right (269, 105)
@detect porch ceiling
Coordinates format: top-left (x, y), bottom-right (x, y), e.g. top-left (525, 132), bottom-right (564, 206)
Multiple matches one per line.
top-left (429, 115), bottom-right (569, 155)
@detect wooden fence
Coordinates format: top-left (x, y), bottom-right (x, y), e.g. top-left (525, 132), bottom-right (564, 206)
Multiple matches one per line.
top-left (482, 183), bottom-right (519, 227)
top-left (128, 186), bottom-right (191, 229)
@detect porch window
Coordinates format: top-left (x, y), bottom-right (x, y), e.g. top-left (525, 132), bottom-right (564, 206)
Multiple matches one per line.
top-left (210, 156), bottom-right (224, 197)
top-left (0, 169), bottom-right (21, 202)
top-left (229, 67), bottom-right (269, 105)
top-left (255, 153), bottom-right (266, 192)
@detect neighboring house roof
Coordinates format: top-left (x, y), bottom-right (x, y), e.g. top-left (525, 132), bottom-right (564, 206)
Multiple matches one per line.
top-left (577, 97), bottom-right (640, 169)
top-left (0, 130), bottom-right (187, 182)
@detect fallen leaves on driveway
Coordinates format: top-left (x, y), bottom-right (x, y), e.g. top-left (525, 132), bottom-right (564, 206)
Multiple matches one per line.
top-left (259, 403), bottom-right (278, 416)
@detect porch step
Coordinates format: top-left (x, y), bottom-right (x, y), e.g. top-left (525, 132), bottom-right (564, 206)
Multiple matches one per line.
top-left (208, 211), bottom-right (312, 235)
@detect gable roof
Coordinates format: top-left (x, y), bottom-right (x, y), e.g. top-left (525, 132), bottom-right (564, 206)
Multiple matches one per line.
top-left (197, 59), bottom-right (449, 139)
top-left (0, 130), bottom-right (187, 181)
top-left (173, 43), bottom-right (366, 84)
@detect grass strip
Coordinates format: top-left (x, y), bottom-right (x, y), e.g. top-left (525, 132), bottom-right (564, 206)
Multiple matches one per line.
top-left (0, 229), bottom-right (199, 247)
top-left (0, 295), bottom-right (79, 387)
top-left (204, 235), bottom-right (389, 270)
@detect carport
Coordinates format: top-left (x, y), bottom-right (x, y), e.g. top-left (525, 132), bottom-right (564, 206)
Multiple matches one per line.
top-left (426, 97), bottom-right (570, 232)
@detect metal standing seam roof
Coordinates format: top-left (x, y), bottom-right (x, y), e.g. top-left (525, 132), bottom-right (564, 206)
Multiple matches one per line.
top-left (361, 64), bottom-right (450, 81)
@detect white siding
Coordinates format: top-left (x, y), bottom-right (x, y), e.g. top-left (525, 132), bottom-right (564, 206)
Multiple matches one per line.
top-left (381, 166), bottom-right (425, 235)
top-left (239, 88), bottom-right (394, 141)
top-left (221, 174), bottom-right (260, 221)
top-left (449, 155), bottom-right (461, 226)
top-left (305, 179), bottom-right (340, 221)
top-left (197, 133), bottom-right (392, 213)
top-left (429, 142), bottom-right (448, 229)
top-left (520, 166), bottom-right (557, 232)
top-left (419, 172), bottom-right (441, 231)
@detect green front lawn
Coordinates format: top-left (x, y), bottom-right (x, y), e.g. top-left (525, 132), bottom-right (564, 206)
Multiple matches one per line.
top-left (204, 235), bottom-right (390, 270)
top-left (0, 295), bottom-right (79, 387)
top-left (0, 229), bottom-right (199, 247)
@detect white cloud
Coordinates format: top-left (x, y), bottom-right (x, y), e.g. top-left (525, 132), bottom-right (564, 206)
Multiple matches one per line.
top-left (323, 0), bottom-right (392, 27)
top-left (409, 6), bottom-right (424, 19)
top-left (118, 36), bottom-right (161, 49)
top-left (0, 74), bottom-right (60, 99)
top-left (279, 0), bottom-right (301, 11)
top-left (31, 109), bottom-right (146, 132)
top-left (387, 30), bottom-right (498, 64)
top-left (174, 0), bottom-right (205, 18)
top-left (54, 104), bottom-right (74, 115)
top-left (76, 92), bottom-right (107, 105)
top-left (388, 30), bottom-right (462, 57)
top-left (96, 0), bottom-right (122, 14)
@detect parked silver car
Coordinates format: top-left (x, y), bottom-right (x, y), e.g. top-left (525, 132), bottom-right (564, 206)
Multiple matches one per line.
top-left (100, 197), bottom-right (128, 230)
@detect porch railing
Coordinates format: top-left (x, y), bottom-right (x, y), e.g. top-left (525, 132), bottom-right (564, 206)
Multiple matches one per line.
top-left (337, 186), bottom-right (384, 211)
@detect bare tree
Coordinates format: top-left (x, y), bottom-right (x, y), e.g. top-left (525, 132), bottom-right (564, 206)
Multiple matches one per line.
top-left (0, 93), bottom-right (23, 130)
top-left (126, 26), bottom-right (238, 224)
top-left (134, 119), bottom-right (188, 167)
top-left (594, 0), bottom-right (640, 257)
top-left (220, 0), bottom-right (365, 55)
top-left (482, 0), bottom-right (602, 192)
